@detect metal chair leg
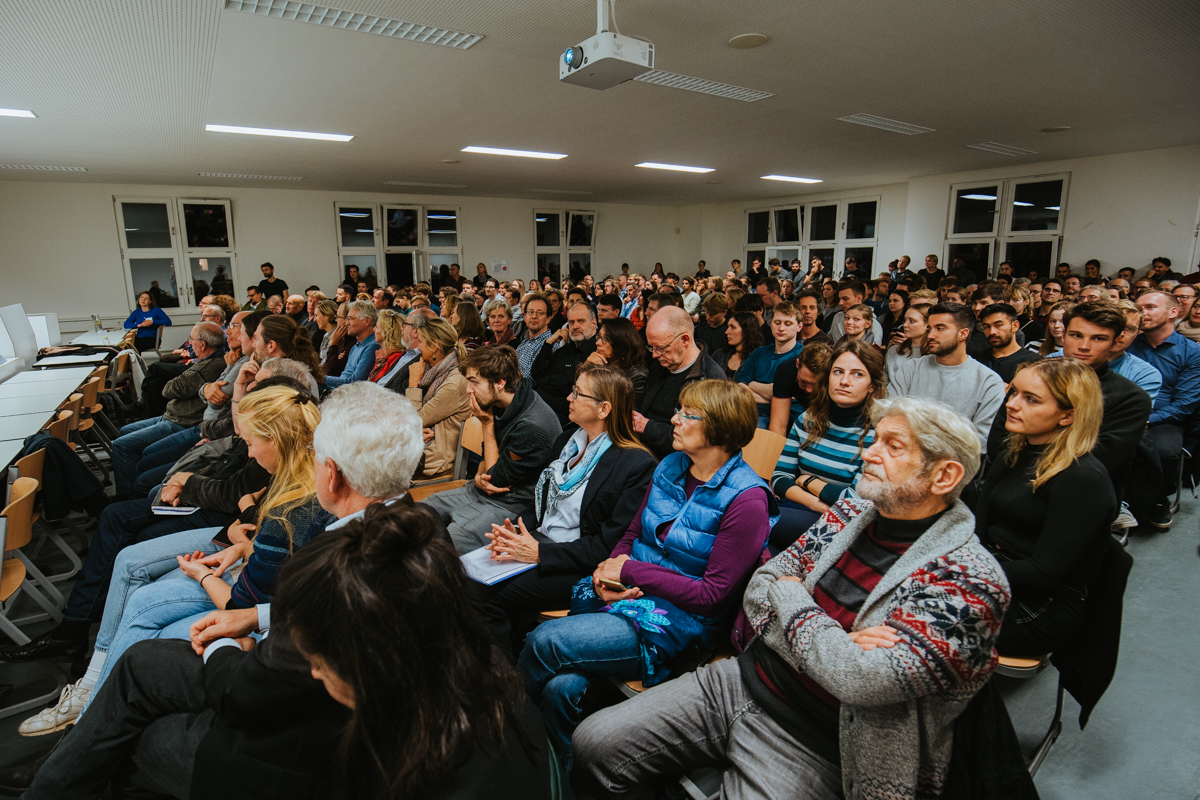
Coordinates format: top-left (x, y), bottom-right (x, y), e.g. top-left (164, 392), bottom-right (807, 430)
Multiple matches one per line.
top-left (35, 518), bottom-right (83, 582)
top-left (1028, 680), bottom-right (1065, 777)
top-left (15, 552), bottom-right (65, 608)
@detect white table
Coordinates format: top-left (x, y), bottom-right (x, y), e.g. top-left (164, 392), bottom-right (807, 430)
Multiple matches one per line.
top-left (0, 396), bottom-right (67, 416)
top-left (0, 412), bottom-right (51, 443)
top-left (0, 441), bottom-right (22, 468)
top-left (4, 367), bottom-right (94, 385)
top-left (71, 330), bottom-right (128, 347)
top-left (34, 353), bottom-right (109, 369)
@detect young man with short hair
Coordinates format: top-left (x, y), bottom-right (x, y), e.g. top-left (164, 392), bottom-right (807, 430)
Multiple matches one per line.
top-left (694, 292), bottom-right (729, 356)
top-left (596, 293), bottom-right (623, 321)
top-left (977, 303), bottom-right (1039, 383)
top-left (737, 302), bottom-right (803, 425)
top-left (256, 262), bottom-right (288, 301)
top-left (828, 279), bottom-right (884, 344)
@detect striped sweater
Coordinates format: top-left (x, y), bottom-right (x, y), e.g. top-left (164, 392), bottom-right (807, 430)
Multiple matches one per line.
top-left (229, 495), bottom-right (326, 609)
top-left (771, 403), bottom-right (873, 505)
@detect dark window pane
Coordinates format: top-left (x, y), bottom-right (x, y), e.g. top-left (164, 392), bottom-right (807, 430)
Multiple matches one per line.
top-left (536, 213), bottom-right (560, 247)
top-left (808, 247), bottom-right (835, 274)
top-left (947, 243), bottom-right (992, 281)
top-left (384, 208), bottom-right (418, 247)
top-left (845, 202), bottom-right (876, 240)
top-left (568, 253), bottom-right (591, 281)
top-left (774, 208), bottom-right (800, 242)
top-left (188, 256), bottom-right (232, 301)
top-left (537, 252), bottom-right (561, 286)
top-left (844, 246), bottom-right (874, 276)
top-left (810, 205), bottom-right (837, 241)
top-left (181, 203), bottom-right (229, 248)
top-left (745, 250), bottom-right (765, 275)
top-left (1010, 180), bottom-right (1063, 232)
top-left (385, 252), bottom-right (414, 287)
top-left (427, 209), bottom-right (458, 247)
top-left (129, 258), bottom-right (179, 307)
top-left (122, 203), bottom-right (173, 248)
top-left (339, 207), bottom-right (375, 248)
top-left (568, 213), bottom-right (595, 247)
top-left (747, 211), bottom-right (769, 244)
top-left (1005, 240), bottom-right (1054, 280)
top-left (952, 187), bottom-right (998, 235)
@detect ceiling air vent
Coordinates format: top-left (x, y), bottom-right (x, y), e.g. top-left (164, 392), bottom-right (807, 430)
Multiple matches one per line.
top-left (0, 164), bottom-right (87, 171)
top-left (837, 113), bottom-right (934, 135)
top-left (199, 172), bottom-right (302, 180)
top-left (634, 71), bottom-right (774, 103)
top-left (224, 0), bottom-right (484, 49)
top-left (967, 142), bottom-right (1037, 157)
top-left (384, 181), bottom-right (467, 188)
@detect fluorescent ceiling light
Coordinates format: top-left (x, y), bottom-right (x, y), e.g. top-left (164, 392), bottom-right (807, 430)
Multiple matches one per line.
top-left (636, 162), bottom-right (714, 174)
top-left (0, 164), bottom-right (87, 171)
top-left (224, 0), bottom-right (484, 50)
top-left (339, 212), bottom-right (370, 217)
top-left (536, 217), bottom-right (548, 222)
top-left (1012, 201), bottom-right (1034, 207)
top-left (461, 146), bottom-right (567, 160)
top-left (427, 214), bottom-right (456, 219)
top-left (1047, 206), bottom-right (1061, 211)
top-left (383, 181), bottom-right (467, 188)
top-left (205, 123), bottom-right (353, 142)
top-left (838, 113), bottom-right (934, 135)
top-left (967, 141), bottom-right (1036, 157)
top-left (961, 193), bottom-right (996, 200)
top-left (199, 172), bottom-right (302, 180)
top-left (354, 229), bottom-right (375, 233)
top-left (761, 175), bottom-right (821, 184)
top-left (634, 72), bottom-right (773, 103)
top-left (0, 108), bottom-right (36, 118)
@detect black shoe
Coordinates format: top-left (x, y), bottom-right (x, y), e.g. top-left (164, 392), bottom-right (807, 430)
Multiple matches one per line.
top-left (0, 632), bottom-right (88, 664)
top-left (0, 736), bottom-right (62, 794)
top-left (1146, 501), bottom-right (1172, 530)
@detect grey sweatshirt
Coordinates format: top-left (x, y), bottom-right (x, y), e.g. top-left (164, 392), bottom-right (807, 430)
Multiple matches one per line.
top-left (887, 354), bottom-right (1005, 453)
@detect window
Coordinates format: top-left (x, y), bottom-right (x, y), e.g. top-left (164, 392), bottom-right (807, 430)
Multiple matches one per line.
top-left (745, 197), bottom-right (879, 281)
top-left (534, 210), bottom-right (596, 285)
top-left (333, 203), bottom-right (462, 288)
top-left (114, 197), bottom-right (237, 311)
top-left (945, 174), bottom-right (1068, 279)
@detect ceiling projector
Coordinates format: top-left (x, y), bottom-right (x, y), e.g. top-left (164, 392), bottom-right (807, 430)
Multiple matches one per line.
top-left (560, 0), bottom-right (654, 90)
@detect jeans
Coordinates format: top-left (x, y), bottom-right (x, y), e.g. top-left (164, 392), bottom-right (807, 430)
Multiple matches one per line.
top-left (420, 482), bottom-right (530, 555)
top-left (113, 416), bottom-right (187, 494)
top-left (64, 498), bottom-right (233, 626)
top-left (134, 461), bottom-right (175, 497)
top-left (136, 424), bottom-right (202, 476)
top-left (574, 658), bottom-right (842, 800)
top-left (517, 611), bottom-right (641, 767)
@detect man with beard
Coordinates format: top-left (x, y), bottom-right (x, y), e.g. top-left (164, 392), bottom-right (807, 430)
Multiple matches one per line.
top-left (420, 346), bottom-right (561, 554)
top-left (977, 303), bottom-right (1039, 383)
top-left (575, 398), bottom-right (1009, 800)
top-left (889, 303), bottom-right (1005, 452)
top-left (531, 301), bottom-right (598, 423)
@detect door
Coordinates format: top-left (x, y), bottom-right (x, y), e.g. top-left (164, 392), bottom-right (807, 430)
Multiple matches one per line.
top-left (115, 199), bottom-right (185, 310)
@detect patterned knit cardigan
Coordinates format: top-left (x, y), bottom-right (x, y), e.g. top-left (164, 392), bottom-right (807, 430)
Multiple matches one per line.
top-left (743, 497), bottom-right (1010, 800)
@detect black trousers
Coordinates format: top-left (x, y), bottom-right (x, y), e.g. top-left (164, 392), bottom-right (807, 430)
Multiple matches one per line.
top-left (997, 591), bottom-right (1086, 658)
top-left (25, 640), bottom-right (211, 800)
top-left (475, 567), bottom-right (586, 657)
top-left (1125, 423), bottom-right (1184, 518)
top-left (140, 362), bottom-right (189, 417)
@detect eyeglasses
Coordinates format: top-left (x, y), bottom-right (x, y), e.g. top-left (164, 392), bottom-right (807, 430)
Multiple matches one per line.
top-left (649, 332), bottom-right (683, 355)
top-left (674, 408), bottom-right (703, 422)
top-left (568, 386), bottom-right (601, 402)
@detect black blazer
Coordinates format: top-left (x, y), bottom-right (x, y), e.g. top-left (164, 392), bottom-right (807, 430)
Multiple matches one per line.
top-left (534, 429), bottom-right (658, 575)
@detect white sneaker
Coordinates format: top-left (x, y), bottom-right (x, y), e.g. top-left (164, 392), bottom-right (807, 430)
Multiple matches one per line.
top-left (18, 681), bottom-right (90, 736)
top-left (1112, 503), bottom-right (1137, 530)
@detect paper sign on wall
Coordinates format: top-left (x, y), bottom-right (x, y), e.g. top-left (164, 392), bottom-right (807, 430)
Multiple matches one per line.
top-left (492, 260), bottom-right (509, 273)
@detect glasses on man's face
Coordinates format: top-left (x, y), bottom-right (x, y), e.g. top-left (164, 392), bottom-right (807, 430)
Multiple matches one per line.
top-left (673, 408), bottom-right (703, 422)
top-left (649, 332), bottom-right (683, 355)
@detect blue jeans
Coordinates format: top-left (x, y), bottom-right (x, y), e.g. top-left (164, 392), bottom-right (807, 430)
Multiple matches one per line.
top-left (136, 425), bottom-right (202, 477)
top-left (113, 417), bottom-right (187, 494)
top-left (518, 612), bottom-right (641, 768)
top-left (134, 462), bottom-right (174, 497)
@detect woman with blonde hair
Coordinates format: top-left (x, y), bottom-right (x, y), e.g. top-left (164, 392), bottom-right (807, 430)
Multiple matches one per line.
top-left (1008, 285), bottom-right (1044, 343)
top-left (975, 357), bottom-right (1113, 656)
top-left (368, 309), bottom-right (407, 382)
top-left (406, 317), bottom-right (471, 477)
top-left (22, 381), bottom-right (325, 733)
top-left (439, 291), bottom-right (461, 322)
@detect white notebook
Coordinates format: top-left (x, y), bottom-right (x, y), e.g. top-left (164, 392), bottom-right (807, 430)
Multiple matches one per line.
top-left (460, 545), bottom-right (537, 586)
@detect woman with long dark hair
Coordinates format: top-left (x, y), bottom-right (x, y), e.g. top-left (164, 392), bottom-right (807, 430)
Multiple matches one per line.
top-left (711, 311), bottom-right (765, 380)
top-left (277, 502), bottom-right (555, 798)
top-left (585, 317), bottom-right (648, 400)
top-left (880, 288), bottom-right (909, 345)
top-left (450, 295), bottom-right (487, 350)
top-left (123, 291), bottom-right (172, 352)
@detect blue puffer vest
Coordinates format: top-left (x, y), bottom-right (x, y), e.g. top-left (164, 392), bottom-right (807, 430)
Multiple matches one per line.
top-left (632, 451), bottom-right (780, 579)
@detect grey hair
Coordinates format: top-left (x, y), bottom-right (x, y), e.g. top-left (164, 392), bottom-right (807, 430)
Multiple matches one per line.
top-left (484, 298), bottom-right (512, 319)
top-left (869, 397), bottom-right (981, 501)
top-left (192, 322), bottom-right (226, 350)
top-left (259, 357), bottom-right (320, 396)
top-left (347, 299), bottom-right (378, 324)
top-left (570, 301), bottom-right (598, 325)
top-left (201, 304), bottom-right (225, 324)
top-left (312, 382), bottom-right (424, 498)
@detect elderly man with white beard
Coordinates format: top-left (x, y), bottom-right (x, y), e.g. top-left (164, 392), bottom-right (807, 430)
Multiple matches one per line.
top-left (574, 397), bottom-right (1011, 800)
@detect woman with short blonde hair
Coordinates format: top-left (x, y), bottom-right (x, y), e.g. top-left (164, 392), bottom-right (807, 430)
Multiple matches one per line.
top-left (368, 310), bottom-right (407, 382)
top-left (406, 317), bottom-right (471, 477)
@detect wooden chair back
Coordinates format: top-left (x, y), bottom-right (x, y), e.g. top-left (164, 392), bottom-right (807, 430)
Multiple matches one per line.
top-left (1, 477), bottom-right (37, 552)
top-left (61, 394), bottom-right (83, 433)
top-left (111, 352), bottom-right (131, 386)
top-left (15, 449), bottom-right (45, 488)
top-left (742, 428), bottom-right (787, 480)
top-left (80, 378), bottom-right (101, 420)
top-left (461, 416), bottom-right (484, 456)
top-left (46, 411), bottom-right (71, 444)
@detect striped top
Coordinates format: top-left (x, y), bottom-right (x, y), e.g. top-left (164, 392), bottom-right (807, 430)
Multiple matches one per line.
top-left (771, 403), bottom-right (873, 505)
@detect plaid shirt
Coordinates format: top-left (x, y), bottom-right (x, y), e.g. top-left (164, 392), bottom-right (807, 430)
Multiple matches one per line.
top-left (515, 329), bottom-right (553, 379)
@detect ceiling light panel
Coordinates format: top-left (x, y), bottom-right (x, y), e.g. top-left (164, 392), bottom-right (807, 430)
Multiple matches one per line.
top-left (837, 113), bottom-right (934, 135)
top-left (0, 164), bottom-right (87, 171)
top-left (462, 146), bottom-right (567, 160)
top-left (762, 175), bottom-right (822, 184)
top-left (206, 124), bottom-right (353, 141)
top-left (224, 0), bottom-right (484, 49)
top-left (199, 172), bottom-right (302, 180)
top-left (0, 108), bottom-right (36, 118)
top-left (525, 189), bottom-right (593, 195)
top-left (384, 181), bottom-right (467, 188)
top-left (636, 162), bottom-right (714, 173)
top-left (967, 142), bottom-right (1037, 157)
top-left (634, 71), bottom-right (773, 103)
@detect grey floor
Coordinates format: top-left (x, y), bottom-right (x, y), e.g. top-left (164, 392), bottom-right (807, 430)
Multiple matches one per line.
top-left (1, 497), bottom-right (1198, 798)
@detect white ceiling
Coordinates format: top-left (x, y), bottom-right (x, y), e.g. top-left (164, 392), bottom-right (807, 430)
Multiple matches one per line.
top-left (1, 0), bottom-right (1198, 205)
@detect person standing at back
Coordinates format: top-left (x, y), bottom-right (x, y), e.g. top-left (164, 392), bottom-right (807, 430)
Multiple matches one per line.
top-left (257, 262), bottom-right (289, 301)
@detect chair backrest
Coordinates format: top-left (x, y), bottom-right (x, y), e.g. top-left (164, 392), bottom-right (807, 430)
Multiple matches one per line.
top-left (1, 477), bottom-right (37, 552)
top-left (461, 416), bottom-right (484, 456)
top-left (89, 364), bottom-right (108, 386)
top-left (46, 411), bottom-right (71, 444)
top-left (61, 394), bottom-right (83, 432)
top-left (112, 352), bottom-right (131, 384)
top-left (742, 427), bottom-right (787, 480)
top-left (80, 377), bottom-right (100, 411)
top-left (15, 449), bottom-right (45, 487)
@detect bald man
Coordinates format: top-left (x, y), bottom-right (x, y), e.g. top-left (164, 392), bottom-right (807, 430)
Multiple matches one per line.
top-left (285, 294), bottom-right (308, 327)
top-left (633, 306), bottom-right (726, 458)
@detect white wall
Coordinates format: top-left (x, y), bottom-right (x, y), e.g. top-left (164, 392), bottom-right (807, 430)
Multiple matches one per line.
top-left (0, 180), bottom-right (684, 325)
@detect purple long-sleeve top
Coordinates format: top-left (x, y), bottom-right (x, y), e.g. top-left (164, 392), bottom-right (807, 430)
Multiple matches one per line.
top-left (613, 472), bottom-right (771, 617)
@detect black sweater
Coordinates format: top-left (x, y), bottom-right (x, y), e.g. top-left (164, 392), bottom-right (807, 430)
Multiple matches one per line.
top-left (975, 445), bottom-right (1115, 603)
top-left (487, 379), bottom-right (562, 508)
top-left (531, 337), bottom-right (597, 418)
top-left (636, 347), bottom-right (727, 459)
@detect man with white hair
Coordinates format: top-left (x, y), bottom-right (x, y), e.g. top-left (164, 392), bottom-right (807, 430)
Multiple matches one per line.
top-left (576, 398), bottom-right (1010, 800)
top-left (633, 306), bottom-right (724, 458)
top-left (324, 300), bottom-right (380, 388)
top-left (531, 301), bottom-right (597, 423)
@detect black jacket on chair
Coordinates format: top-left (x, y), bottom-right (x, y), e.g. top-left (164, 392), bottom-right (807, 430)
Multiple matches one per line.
top-left (533, 429), bottom-right (658, 575)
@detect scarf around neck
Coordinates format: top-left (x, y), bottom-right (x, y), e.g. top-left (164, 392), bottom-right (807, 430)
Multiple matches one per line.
top-left (536, 430), bottom-right (612, 521)
top-left (418, 349), bottom-right (459, 398)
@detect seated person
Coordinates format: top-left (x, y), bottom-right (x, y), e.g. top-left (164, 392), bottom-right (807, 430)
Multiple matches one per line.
top-left (323, 300), bottom-right (380, 388)
top-left (711, 311), bottom-right (764, 380)
top-left (422, 346), bottom-right (562, 554)
top-left (737, 301), bottom-right (803, 425)
top-left (585, 317), bottom-right (648, 401)
top-left (112, 322), bottom-right (227, 495)
top-left (519, 380), bottom-right (776, 768)
top-left (768, 339), bottom-right (832, 436)
top-left (835, 303), bottom-right (877, 348)
top-left (532, 302), bottom-right (598, 423)
top-left (574, 397), bottom-right (1009, 800)
top-left (484, 298), bottom-right (516, 346)
top-left (366, 309), bottom-right (412, 382)
top-left (977, 358), bottom-right (1115, 656)
top-left (16, 382), bottom-right (324, 734)
top-left (403, 318), bottom-right (470, 478)
top-left (770, 340), bottom-right (886, 551)
top-left (476, 364), bottom-right (657, 653)
top-left (122, 290), bottom-right (172, 352)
